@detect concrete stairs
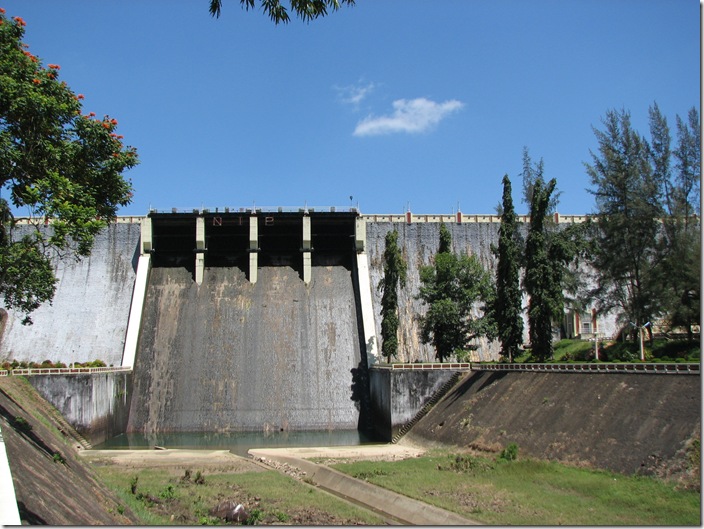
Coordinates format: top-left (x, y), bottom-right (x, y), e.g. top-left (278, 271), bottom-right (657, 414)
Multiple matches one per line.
top-left (391, 371), bottom-right (463, 444)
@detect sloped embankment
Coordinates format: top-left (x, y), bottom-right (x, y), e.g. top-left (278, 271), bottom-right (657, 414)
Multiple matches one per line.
top-left (0, 377), bottom-right (139, 525)
top-left (407, 370), bottom-right (700, 479)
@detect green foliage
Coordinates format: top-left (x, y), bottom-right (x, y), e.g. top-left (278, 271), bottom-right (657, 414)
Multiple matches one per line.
top-left (13, 415), bottom-right (32, 433)
top-left (491, 175), bottom-right (523, 362)
top-left (0, 10), bottom-right (138, 324)
top-left (379, 230), bottom-right (407, 362)
top-left (418, 224), bottom-right (495, 362)
top-left (524, 179), bottom-right (560, 360)
top-left (158, 484), bottom-right (176, 500)
top-left (440, 453), bottom-right (494, 474)
top-left (586, 105), bottom-right (700, 340)
top-left (243, 508), bottom-right (263, 525)
top-left (209, 0), bottom-right (355, 22)
top-left (129, 476), bottom-right (138, 495)
top-left (52, 452), bottom-right (66, 465)
top-left (498, 443), bottom-right (519, 462)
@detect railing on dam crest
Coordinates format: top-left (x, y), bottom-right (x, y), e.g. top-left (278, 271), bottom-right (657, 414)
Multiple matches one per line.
top-left (0, 366), bottom-right (132, 377)
top-left (473, 362), bottom-right (700, 375)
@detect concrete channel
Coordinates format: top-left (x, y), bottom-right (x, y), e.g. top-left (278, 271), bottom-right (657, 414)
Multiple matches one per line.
top-left (248, 445), bottom-right (479, 526)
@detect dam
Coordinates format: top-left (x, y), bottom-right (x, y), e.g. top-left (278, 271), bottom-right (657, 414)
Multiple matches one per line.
top-left (0, 208), bottom-right (614, 439)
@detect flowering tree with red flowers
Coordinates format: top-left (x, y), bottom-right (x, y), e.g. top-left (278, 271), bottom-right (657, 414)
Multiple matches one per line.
top-left (0, 9), bottom-right (138, 323)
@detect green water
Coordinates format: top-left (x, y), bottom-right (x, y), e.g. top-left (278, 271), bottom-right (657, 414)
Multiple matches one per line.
top-left (93, 430), bottom-right (376, 457)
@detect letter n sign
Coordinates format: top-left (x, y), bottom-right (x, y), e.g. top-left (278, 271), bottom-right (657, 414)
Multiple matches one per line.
top-left (213, 217), bottom-right (222, 226)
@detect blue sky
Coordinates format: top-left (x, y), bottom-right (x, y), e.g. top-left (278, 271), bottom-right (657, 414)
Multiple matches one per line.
top-left (3, 0), bottom-right (700, 215)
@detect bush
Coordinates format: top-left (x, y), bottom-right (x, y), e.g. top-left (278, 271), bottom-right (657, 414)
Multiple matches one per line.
top-left (498, 443), bottom-right (519, 462)
top-left (13, 416), bottom-right (32, 433)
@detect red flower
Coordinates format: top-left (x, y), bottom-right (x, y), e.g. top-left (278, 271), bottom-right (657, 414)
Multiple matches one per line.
top-left (47, 64), bottom-right (60, 70)
top-left (76, 94), bottom-right (85, 100)
top-left (13, 16), bottom-right (26, 26)
top-left (32, 78), bottom-right (40, 84)
top-left (0, 8), bottom-right (6, 13)
top-left (110, 118), bottom-right (118, 125)
top-left (88, 112), bottom-right (95, 117)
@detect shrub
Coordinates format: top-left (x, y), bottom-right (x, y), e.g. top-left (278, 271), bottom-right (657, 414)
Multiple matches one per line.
top-left (13, 416), bottom-right (32, 433)
top-left (498, 442), bottom-right (519, 462)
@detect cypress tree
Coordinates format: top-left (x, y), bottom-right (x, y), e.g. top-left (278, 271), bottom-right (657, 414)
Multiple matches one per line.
top-left (378, 230), bottom-right (407, 362)
top-left (491, 175), bottom-right (523, 362)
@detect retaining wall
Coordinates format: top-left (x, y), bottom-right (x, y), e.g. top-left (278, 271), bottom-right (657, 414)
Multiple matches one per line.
top-left (27, 372), bottom-right (132, 446)
top-left (369, 366), bottom-right (458, 440)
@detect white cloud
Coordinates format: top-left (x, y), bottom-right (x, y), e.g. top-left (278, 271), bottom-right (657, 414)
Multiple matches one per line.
top-left (353, 98), bottom-right (464, 137)
top-left (336, 81), bottom-right (376, 106)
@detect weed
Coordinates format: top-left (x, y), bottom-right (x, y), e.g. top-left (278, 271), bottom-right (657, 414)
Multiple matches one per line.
top-left (243, 508), bottom-right (263, 525)
top-left (274, 511), bottom-right (290, 522)
top-left (13, 416), bottom-right (32, 433)
top-left (52, 452), bottom-right (66, 465)
top-left (159, 484), bottom-right (176, 500)
top-left (440, 454), bottom-right (494, 474)
top-left (129, 476), bottom-right (138, 495)
top-left (498, 443), bottom-right (519, 462)
top-left (116, 504), bottom-right (125, 515)
top-left (354, 468), bottom-right (388, 480)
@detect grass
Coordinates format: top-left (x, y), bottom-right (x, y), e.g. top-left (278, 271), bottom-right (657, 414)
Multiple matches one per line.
top-left (329, 450), bottom-right (701, 525)
top-left (92, 464), bottom-right (386, 525)
top-left (509, 338), bottom-right (700, 363)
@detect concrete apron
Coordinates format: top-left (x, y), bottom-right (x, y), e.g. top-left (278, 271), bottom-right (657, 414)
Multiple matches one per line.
top-left (248, 447), bottom-right (479, 526)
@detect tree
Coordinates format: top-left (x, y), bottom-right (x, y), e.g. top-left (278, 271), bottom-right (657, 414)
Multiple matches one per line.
top-left (585, 108), bottom-right (663, 340)
top-left (650, 105), bottom-right (701, 340)
top-left (209, 0), bottom-right (355, 22)
top-left (0, 11), bottom-right (138, 323)
top-left (524, 178), bottom-right (584, 361)
top-left (521, 146), bottom-right (560, 214)
top-left (491, 175), bottom-right (523, 362)
top-left (524, 178), bottom-right (558, 360)
top-left (378, 229), bottom-right (407, 362)
top-left (418, 224), bottom-right (495, 362)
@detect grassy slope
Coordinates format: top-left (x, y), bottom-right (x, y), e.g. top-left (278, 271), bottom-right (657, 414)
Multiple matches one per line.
top-left (329, 450), bottom-right (701, 525)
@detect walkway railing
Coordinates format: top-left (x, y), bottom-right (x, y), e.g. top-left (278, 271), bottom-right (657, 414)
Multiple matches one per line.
top-left (373, 362), bottom-right (472, 370)
top-left (0, 366), bottom-right (132, 377)
top-left (473, 362), bottom-right (700, 374)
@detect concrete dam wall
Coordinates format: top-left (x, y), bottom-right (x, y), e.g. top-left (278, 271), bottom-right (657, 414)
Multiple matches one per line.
top-left (0, 221), bottom-right (141, 367)
top-left (366, 220), bottom-right (503, 362)
top-left (126, 263), bottom-right (364, 433)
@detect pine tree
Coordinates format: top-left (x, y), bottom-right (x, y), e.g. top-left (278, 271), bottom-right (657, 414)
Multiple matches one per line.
top-left (586, 108), bottom-right (665, 336)
top-left (491, 175), bottom-right (523, 362)
top-left (378, 230), bottom-right (407, 362)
